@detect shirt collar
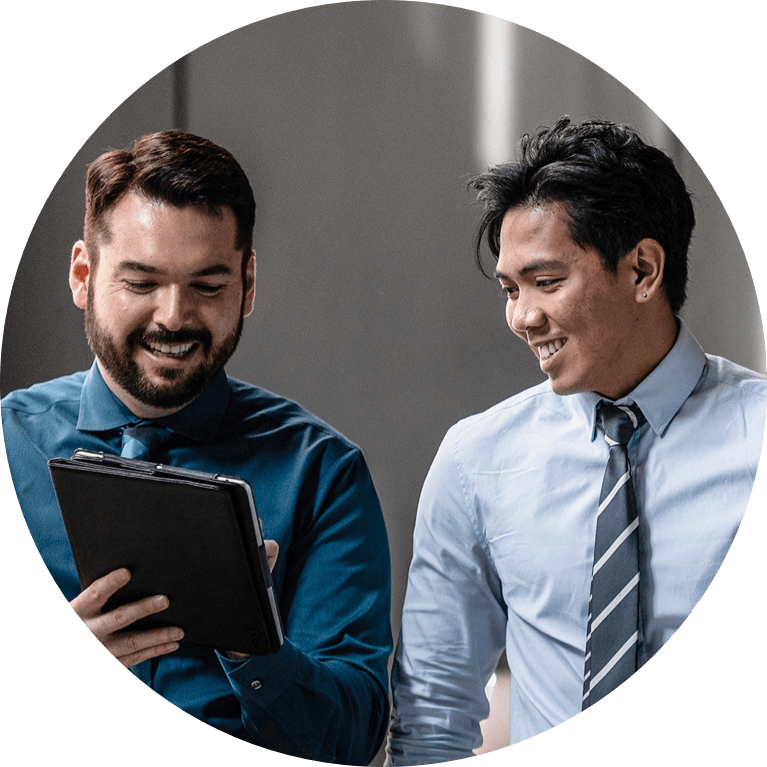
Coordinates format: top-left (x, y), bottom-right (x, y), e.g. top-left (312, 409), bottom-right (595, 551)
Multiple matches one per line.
top-left (77, 360), bottom-right (230, 443)
top-left (585, 319), bottom-right (706, 441)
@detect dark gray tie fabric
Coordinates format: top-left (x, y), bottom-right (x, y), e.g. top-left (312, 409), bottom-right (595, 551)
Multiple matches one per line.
top-left (582, 402), bottom-right (644, 709)
top-left (120, 420), bottom-right (173, 461)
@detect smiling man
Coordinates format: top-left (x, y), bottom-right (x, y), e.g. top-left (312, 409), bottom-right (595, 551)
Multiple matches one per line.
top-left (2, 131), bottom-right (392, 764)
top-left (387, 117), bottom-right (766, 763)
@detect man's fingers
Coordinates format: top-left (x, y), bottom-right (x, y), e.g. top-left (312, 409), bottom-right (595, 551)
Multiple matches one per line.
top-left (92, 599), bottom-right (184, 668)
top-left (265, 539), bottom-right (279, 571)
top-left (87, 594), bottom-right (172, 638)
top-left (107, 627), bottom-right (185, 667)
top-left (70, 568), bottom-right (131, 618)
top-left (70, 570), bottom-right (184, 667)
top-left (118, 641), bottom-right (182, 668)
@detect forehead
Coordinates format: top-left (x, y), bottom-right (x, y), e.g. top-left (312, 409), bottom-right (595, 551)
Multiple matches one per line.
top-left (98, 193), bottom-right (241, 271)
top-left (496, 203), bottom-right (599, 275)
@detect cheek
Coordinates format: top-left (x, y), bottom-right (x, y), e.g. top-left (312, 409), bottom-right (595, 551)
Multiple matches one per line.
top-left (202, 301), bottom-right (241, 336)
top-left (99, 296), bottom-right (154, 339)
top-left (555, 289), bottom-right (604, 332)
top-left (566, 301), bottom-right (623, 362)
top-left (534, 301), bottom-right (569, 338)
top-left (114, 300), bottom-right (149, 328)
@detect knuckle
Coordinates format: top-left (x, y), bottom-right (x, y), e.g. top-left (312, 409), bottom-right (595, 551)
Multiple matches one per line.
top-left (87, 579), bottom-right (112, 602)
top-left (124, 633), bottom-right (141, 654)
top-left (86, 580), bottom-right (104, 602)
top-left (111, 605), bottom-right (130, 627)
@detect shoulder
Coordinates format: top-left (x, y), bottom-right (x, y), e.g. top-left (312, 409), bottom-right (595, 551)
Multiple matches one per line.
top-left (223, 376), bottom-right (361, 458)
top-left (1, 372), bottom-right (87, 460)
top-left (688, 354), bottom-right (767, 427)
top-left (698, 354), bottom-right (767, 402)
top-left (430, 378), bottom-right (576, 481)
top-left (445, 378), bottom-right (562, 448)
top-left (1, 370), bottom-right (87, 418)
top-left (681, 355), bottom-right (767, 471)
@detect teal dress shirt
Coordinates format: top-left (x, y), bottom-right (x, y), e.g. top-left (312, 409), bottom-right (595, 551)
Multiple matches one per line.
top-left (3, 362), bottom-right (392, 764)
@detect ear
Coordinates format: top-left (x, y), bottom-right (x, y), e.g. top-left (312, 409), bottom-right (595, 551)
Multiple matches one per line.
top-left (69, 241), bottom-right (91, 309)
top-left (242, 250), bottom-right (256, 317)
top-left (629, 238), bottom-right (665, 303)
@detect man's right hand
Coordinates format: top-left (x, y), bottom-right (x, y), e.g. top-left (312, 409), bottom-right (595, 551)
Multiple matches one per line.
top-left (70, 568), bottom-right (184, 668)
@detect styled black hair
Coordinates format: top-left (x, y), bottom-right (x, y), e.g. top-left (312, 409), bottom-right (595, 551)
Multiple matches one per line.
top-left (469, 116), bottom-right (695, 314)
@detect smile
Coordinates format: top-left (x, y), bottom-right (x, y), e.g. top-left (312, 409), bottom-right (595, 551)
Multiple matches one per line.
top-left (145, 340), bottom-right (197, 358)
top-left (536, 338), bottom-right (567, 360)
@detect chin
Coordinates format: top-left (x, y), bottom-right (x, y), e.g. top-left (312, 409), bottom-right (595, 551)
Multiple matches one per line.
top-left (548, 377), bottom-right (588, 397)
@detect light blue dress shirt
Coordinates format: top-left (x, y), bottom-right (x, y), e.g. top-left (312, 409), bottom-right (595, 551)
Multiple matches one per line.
top-left (388, 322), bottom-right (766, 764)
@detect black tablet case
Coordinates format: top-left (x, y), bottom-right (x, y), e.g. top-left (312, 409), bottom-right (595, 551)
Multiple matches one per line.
top-left (48, 450), bottom-right (284, 655)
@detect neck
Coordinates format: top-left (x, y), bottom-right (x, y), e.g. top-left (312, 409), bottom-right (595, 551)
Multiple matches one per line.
top-left (603, 311), bottom-right (679, 401)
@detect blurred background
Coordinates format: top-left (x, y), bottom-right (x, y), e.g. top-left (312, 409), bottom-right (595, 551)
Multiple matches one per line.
top-left (2, 2), bottom-right (763, 760)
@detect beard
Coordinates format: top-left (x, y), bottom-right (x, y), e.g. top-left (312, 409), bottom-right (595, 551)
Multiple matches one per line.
top-left (84, 286), bottom-right (244, 411)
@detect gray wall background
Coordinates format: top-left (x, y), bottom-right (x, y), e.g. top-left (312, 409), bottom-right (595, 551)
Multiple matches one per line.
top-left (2, 0), bottom-right (763, 682)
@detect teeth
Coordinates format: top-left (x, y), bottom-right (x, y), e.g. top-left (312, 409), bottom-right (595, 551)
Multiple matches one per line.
top-left (537, 338), bottom-right (566, 360)
top-left (148, 341), bottom-right (193, 356)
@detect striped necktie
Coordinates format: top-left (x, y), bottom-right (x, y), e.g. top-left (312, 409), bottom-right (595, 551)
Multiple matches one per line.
top-left (582, 402), bottom-right (644, 709)
top-left (120, 420), bottom-right (173, 461)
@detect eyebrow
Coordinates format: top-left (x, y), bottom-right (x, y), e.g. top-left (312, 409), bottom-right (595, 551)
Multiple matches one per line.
top-left (115, 260), bottom-right (234, 278)
top-left (494, 258), bottom-right (566, 280)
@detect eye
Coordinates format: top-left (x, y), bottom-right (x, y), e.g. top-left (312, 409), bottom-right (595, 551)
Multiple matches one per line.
top-left (123, 280), bottom-right (157, 294)
top-left (192, 282), bottom-right (226, 296)
top-left (501, 285), bottom-right (518, 300)
top-left (536, 278), bottom-right (562, 289)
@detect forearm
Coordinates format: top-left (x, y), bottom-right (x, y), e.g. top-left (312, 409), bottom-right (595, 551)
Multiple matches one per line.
top-left (221, 445), bottom-right (392, 762)
top-left (388, 432), bottom-right (507, 764)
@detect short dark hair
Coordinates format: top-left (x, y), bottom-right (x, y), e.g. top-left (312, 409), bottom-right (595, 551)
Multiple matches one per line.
top-left (84, 130), bottom-right (256, 265)
top-left (469, 116), bottom-right (695, 314)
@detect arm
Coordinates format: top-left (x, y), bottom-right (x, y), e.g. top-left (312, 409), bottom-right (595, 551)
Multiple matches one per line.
top-left (218, 448), bottom-right (393, 764)
top-left (388, 431), bottom-right (507, 765)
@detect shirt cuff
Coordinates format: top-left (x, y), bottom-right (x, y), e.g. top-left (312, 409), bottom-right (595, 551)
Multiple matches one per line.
top-left (216, 638), bottom-right (303, 706)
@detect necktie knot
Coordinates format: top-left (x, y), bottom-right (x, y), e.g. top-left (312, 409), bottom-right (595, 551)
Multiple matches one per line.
top-left (121, 420), bottom-right (174, 461)
top-left (598, 402), bottom-right (644, 447)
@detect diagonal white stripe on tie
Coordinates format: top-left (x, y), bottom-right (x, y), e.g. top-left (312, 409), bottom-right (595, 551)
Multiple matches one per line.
top-left (591, 572), bottom-right (640, 631)
top-left (589, 631), bottom-right (639, 692)
top-left (592, 518), bottom-right (639, 575)
top-left (598, 470), bottom-right (631, 515)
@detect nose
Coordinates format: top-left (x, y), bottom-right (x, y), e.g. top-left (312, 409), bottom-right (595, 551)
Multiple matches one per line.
top-left (153, 285), bottom-right (189, 332)
top-left (509, 292), bottom-right (546, 336)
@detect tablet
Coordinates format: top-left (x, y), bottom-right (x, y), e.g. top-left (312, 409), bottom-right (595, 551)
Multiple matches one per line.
top-left (48, 449), bottom-right (284, 655)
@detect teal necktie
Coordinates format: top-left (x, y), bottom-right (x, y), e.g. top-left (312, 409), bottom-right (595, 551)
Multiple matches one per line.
top-left (120, 420), bottom-right (173, 461)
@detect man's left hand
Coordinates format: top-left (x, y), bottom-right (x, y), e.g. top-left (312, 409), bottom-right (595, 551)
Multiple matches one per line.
top-left (224, 539), bottom-right (279, 661)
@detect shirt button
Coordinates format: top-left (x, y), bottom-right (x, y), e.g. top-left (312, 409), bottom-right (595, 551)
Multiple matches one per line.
top-left (250, 680), bottom-right (263, 690)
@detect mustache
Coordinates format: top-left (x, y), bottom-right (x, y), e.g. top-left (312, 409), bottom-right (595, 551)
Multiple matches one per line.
top-left (128, 327), bottom-right (213, 349)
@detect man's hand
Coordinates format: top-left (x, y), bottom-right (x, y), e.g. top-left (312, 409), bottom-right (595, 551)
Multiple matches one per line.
top-left (224, 539), bottom-right (279, 662)
top-left (265, 539), bottom-right (279, 572)
top-left (70, 568), bottom-right (184, 668)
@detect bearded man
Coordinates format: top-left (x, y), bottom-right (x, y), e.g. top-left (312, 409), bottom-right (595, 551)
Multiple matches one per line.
top-left (2, 130), bottom-right (392, 765)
